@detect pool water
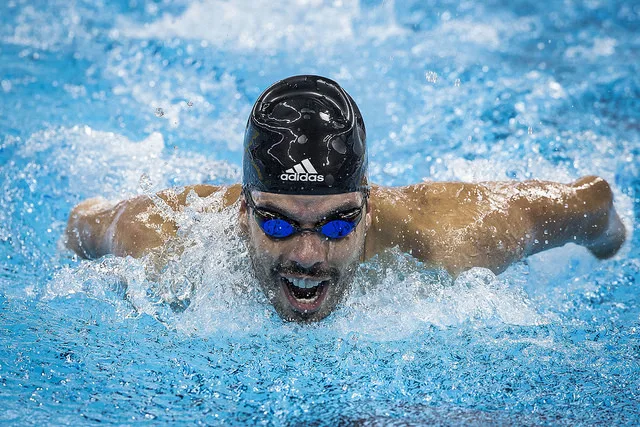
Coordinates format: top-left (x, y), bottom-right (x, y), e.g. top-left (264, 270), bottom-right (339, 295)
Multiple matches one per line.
top-left (1, 0), bottom-right (639, 425)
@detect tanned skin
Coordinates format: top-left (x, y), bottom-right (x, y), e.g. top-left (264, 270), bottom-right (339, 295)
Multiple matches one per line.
top-left (66, 176), bottom-right (625, 277)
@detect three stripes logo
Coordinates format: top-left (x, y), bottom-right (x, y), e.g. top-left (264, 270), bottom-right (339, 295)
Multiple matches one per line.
top-left (280, 158), bottom-right (325, 182)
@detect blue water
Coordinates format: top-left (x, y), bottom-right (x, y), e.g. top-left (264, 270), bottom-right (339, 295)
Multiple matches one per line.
top-left (1, 0), bottom-right (639, 425)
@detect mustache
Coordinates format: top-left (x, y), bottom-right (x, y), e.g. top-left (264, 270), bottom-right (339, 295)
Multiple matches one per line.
top-left (272, 263), bottom-right (340, 280)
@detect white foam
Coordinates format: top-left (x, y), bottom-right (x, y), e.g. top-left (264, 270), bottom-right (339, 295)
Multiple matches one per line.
top-left (2, 5), bottom-right (85, 50)
top-left (17, 126), bottom-right (239, 200)
top-left (332, 252), bottom-right (548, 341)
top-left (47, 188), bottom-right (264, 331)
top-left (565, 37), bottom-right (617, 59)
top-left (117, 0), bottom-right (359, 52)
top-left (49, 210), bottom-right (549, 339)
top-left (439, 20), bottom-right (501, 49)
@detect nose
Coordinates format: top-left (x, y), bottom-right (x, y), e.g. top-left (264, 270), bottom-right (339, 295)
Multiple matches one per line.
top-left (287, 232), bottom-right (327, 269)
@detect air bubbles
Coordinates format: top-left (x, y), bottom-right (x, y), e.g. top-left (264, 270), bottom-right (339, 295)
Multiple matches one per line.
top-left (154, 107), bottom-right (165, 118)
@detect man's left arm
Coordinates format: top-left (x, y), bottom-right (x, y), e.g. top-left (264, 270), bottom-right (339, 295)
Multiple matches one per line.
top-left (365, 176), bottom-right (626, 276)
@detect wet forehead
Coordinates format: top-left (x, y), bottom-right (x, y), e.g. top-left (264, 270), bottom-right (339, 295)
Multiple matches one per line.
top-left (251, 191), bottom-right (364, 221)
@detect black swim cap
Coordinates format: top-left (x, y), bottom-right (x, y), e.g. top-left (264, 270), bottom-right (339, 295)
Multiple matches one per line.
top-left (243, 75), bottom-right (368, 195)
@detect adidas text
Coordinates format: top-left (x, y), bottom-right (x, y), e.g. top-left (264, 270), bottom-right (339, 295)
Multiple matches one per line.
top-left (280, 173), bottom-right (325, 182)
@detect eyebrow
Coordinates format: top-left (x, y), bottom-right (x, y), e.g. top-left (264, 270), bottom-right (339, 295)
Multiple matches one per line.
top-left (254, 200), bottom-right (363, 221)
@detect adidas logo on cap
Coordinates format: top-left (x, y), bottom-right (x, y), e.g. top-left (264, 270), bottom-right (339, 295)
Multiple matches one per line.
top-left (280, 158), bottom-right (325, 182)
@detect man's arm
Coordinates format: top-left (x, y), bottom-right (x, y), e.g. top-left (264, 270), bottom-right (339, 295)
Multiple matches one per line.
top-left (65, 184), bottom-right (242, 258)
top-left (365, 176), bottom-right (626, 276)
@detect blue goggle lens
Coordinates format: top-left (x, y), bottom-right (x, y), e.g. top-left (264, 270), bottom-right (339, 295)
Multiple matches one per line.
top-left (260, 218), bottom-right (296, 238)
top-left (320, 220), bottom-right (356, 239)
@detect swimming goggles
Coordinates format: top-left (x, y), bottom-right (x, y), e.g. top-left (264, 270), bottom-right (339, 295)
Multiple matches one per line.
top-left (243, 189), bottom-right (367, 240)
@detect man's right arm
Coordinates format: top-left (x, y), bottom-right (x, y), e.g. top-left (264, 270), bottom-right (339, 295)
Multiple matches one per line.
top-left (65, 184), bottom-right (241, 259)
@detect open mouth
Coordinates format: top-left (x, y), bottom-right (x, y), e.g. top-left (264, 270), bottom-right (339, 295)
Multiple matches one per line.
top-left (281, 276), bottom-right (330, 313)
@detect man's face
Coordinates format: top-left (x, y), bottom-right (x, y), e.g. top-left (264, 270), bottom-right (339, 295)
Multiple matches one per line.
top-left (239, 190), bottom-right (370, 322)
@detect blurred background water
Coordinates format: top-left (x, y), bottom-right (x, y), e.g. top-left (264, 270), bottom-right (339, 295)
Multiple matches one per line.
top-left (0, 0), bottom-right (639, 425)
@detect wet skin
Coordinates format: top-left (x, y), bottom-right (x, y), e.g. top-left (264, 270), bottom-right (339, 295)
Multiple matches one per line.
top-left (66, 176), bottom-right (626, 322)
top-left (239, 191), bottom-right (370, 322)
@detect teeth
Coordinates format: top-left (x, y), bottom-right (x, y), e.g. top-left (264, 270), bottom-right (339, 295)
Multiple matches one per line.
top-left (289, 278), bottom-right (322, 289)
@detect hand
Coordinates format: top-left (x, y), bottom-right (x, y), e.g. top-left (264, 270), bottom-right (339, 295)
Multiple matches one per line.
top-left (586, 205), bottom-right (626, 259)
top-left (65, 197), bottom-right (115, 258)
top-left (572, 176), bottom-right (626, 259)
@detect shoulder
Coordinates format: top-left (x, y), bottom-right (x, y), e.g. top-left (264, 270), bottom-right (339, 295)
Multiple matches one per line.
top-left (369, 182), bottom-right (491, 211)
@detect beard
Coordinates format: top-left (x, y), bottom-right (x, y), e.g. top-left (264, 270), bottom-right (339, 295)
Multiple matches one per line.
top-left (248, 247), bottom-right (361, 322)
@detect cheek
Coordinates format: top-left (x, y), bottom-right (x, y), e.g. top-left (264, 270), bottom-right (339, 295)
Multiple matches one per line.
top-left (247, 225), bottom-right (280, 264)
top-left (327, 229), bottom-right (366, 265)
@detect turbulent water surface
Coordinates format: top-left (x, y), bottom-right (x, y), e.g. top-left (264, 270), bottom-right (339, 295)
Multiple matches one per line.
top-left (1, 0), bottom-right (639, 425)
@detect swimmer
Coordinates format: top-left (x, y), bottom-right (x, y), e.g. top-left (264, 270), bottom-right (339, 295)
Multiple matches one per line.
top-left (65, 75), bottom-right (626, 322)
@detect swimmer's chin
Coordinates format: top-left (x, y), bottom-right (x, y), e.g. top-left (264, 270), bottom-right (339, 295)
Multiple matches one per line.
top-left (272, 285), bottom-right (337, 323)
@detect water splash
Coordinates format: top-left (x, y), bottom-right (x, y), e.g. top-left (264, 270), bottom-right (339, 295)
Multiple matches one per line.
top-left (48, 220), bottom-right (547, 341)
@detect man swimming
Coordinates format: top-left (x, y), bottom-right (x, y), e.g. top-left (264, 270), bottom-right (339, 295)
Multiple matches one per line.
top-left (66, 75), bottom-right (626, 322)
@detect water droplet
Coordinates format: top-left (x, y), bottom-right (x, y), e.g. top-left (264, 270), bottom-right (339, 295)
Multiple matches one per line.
top-left (402, 352), bottom-right (415, 361)
top-left (139, 173), bottom-right (153, 193)
top-left (155, 107), bottom-right (165, 117)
